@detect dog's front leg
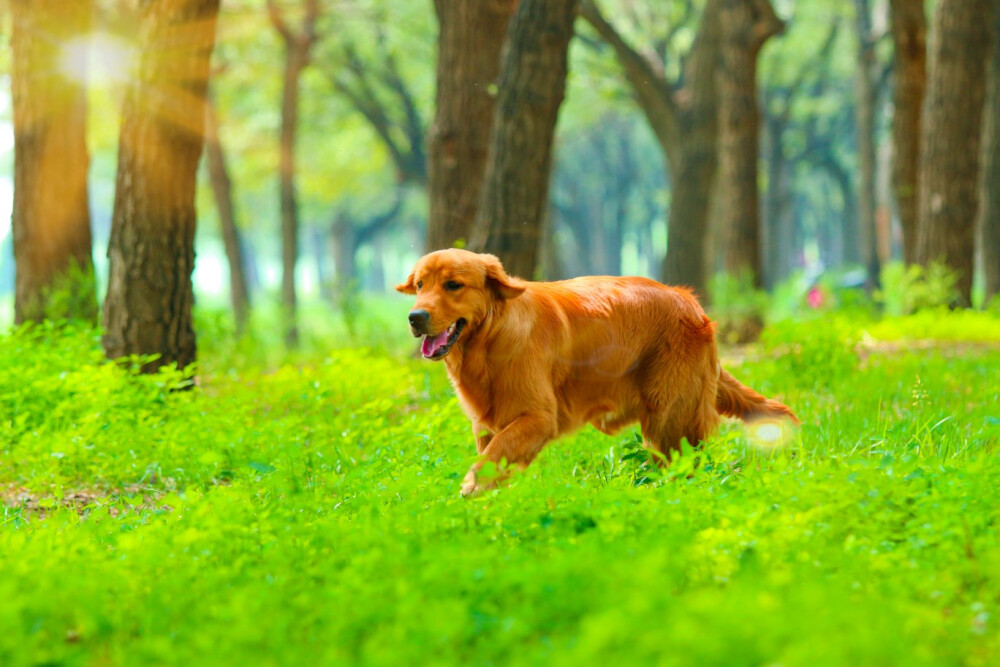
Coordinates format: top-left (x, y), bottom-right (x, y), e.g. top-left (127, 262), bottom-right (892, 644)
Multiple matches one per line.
top-left (472, 421), bottom-right (493, 454)
top-left (461, 410), bottom-right (557, 497)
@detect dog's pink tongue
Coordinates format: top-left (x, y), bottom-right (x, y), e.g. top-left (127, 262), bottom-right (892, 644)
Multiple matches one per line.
top-left (421, 330), bottom-right (449, 357)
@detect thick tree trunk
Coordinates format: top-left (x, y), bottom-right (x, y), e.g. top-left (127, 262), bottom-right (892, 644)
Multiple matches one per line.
top-left (855, 0), bottom-right (881, 292)
top-left (581, 0), bottom-right (721, 296)
top-left (981, 7), bottom-right (1000, 305)
top-left (659, 5), bottom-right (719, 297)
top-left (889, 0), bottom-right (926, 266)
top-left (915, 0), bottom-right (997, 307)
top-left (102, 0), bottom-right (220, 372)
top-left (667, 1), bottom-right (721, 299)
top-left (204, 98), bottom-right (250, 335)
top-left (427, 0), bottom-right (518, 251)
top-left (11, 0), bottom-right (96, 325)
top-left (716, 0), bottom-right (784, 288)
top-left (470, 0), bottom-right (580, 279)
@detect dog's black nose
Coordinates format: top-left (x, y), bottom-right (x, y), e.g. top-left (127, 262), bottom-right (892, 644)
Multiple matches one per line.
top-left (408, 309), bottom-right (430, 330)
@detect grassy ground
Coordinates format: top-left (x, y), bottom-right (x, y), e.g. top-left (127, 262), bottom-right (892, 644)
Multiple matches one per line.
top-left (2, 306), bottom-right (1000, 666)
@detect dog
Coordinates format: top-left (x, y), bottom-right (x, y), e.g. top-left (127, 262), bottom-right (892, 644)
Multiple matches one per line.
top-left (397, 249), bottom-right (797, 497)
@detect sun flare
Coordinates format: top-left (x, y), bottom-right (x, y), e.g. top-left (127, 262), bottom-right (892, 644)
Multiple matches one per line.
top-left (58, 31), bottom-right (137, 88)
top-left (746, 417), bottom-right (795, 451)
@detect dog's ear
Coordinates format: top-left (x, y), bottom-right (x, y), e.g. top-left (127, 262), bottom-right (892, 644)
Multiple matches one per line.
top-left (483, 254), bottom-right (526, 299)
top-left (395, 270), bottom-right (417, 295)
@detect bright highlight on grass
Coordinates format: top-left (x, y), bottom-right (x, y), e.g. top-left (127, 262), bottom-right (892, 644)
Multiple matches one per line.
top-left (746, 417), bottom-right (794, 451)
top-left (58, 32), bottom-right (137, 88)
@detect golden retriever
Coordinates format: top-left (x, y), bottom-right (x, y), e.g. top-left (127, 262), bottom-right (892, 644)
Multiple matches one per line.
top-left (397, 249), bottom-right (797, 496)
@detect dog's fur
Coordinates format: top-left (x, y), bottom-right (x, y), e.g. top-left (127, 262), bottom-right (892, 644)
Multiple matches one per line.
top-left (397, 249), bottom-right (797, 496)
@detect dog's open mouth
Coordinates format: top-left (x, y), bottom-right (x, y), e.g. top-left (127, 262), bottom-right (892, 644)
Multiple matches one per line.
top-left (421, 319), bottom-right (466, 359)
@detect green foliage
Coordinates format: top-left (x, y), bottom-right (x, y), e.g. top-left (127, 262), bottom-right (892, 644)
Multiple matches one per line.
top-left (878, 261), bottom-right (961, 315)
top-left (708, 271), bottom-right (770, 344)
top-left (3, 310), bottom-right (1000, 665)
top-left (17, 260), bottom-right (98, 325)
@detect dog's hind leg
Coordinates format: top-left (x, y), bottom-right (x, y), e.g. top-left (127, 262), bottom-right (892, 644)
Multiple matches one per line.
top-left (640, 394), bottom-right (718, 465)
top-left (639, 410), bottom-right (686, 464)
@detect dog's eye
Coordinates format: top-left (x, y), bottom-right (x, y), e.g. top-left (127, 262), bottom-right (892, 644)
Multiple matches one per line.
top-left (444, 280), bottom-right (463, 291)
top-left (416, 281), bottom-right (423, 291)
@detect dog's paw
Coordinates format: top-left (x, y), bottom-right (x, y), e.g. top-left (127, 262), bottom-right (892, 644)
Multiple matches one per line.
top-left (460, 468), bottom-right (487, 498)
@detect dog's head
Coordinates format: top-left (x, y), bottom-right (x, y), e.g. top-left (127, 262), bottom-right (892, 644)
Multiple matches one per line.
top-left (396, 249), bottom-right (525, 360)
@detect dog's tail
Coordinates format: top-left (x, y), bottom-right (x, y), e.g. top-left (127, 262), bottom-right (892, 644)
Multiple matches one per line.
top-left (716, 370), bottom-right (798, 424)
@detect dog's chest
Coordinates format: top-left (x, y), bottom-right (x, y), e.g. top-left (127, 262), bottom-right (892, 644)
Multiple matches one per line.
top-left (444, 355), bottom-right (500, 427)
top-left (449, 368), bottom-right (493, 424)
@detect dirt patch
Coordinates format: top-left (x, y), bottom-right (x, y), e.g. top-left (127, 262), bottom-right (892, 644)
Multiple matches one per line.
top-left (1, 483), bottom-right (167, 519)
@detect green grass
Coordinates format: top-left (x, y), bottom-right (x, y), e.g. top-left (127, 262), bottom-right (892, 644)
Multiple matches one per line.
top-left (2, 309), bottom-right (1000, 666)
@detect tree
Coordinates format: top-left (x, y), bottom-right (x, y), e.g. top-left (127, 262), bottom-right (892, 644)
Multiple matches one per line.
top-left (204, 94), bottom-right (251, 335)
top-left (853, 0), bottom-right (881, 292)
top-left (10, 0), bottom-right (97, 325)
top-left (103, 0), bottom-right (221, 372)
top-left (715, 0), bottom-right (784, 287)
top-left (915, 0), bottom-right (997, 307)
top-left (330, 189), bottom-right (404, 288)
top-left (469, 0), bottom-right (581, 279)
top-left (268, 0), bottom-right (320, 347)
top-left (888, 0), bottom-right (926, 266)
top-left (426, 0), bottom-right (518, 251)
top-left (581, 0), bottom-right (721, 297)
top-left (981, 6), bottom-right (1000, 305)
top-left (325, 34), bottom-right (428, 186)
top-left (761, 19), bottom-right (841, 287)
top-left (551, 114), bottom-right (663, 278)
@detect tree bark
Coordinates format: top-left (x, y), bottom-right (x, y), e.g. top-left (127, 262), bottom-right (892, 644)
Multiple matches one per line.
top-left (204, 97), bottom-right (250, 335)
top-left (269, 0), bottom-right (319, 348)
top-left (915, 0), bottom-right (997, 307)
top-left (716, 0), bottom-right (784, 287)
top-left (102, 0), bottom-right (220, 372)
top-left (470, 0), bottom-right (580, 279)
top-left (426, 0), bottom-right (518, 251)
top-left (981, 6), bottom-right (1000, 305)
top-left (855, 0), bottom-right (881, 292)
top-left (10, 0), bottom-right (97, 325)
top-left (582, 0), bottom-right (721, 297)
top-left (889, 0), bottom-right (926, 266)
top-left (763, 114), bottom-right (796, 287)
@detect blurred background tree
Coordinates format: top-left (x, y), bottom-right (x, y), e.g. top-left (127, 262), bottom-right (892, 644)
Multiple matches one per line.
top-left (10, 0), bottom-right (97, 325)
top-left (2, 0), bottom-right (1000, 366)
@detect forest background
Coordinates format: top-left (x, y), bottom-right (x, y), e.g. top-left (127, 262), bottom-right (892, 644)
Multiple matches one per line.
top-left (3, 0), bottom-right (998, 352)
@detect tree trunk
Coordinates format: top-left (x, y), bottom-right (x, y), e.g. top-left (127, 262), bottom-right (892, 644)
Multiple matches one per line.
top-left (763, 115), bottom-right (785, 288)
top-left (822, 156), bottom-right (858, 268)
top-left (716, 0), bottom-right (784, 288)
top-left (855, 0), bottom-right (881, 292)
top-left (981, 6), bottom-right (1000, 305)
top-left (581, 0), bottom-right (722, 296)
top-left (331, 213), bottom-right (357, 290)
top-left (659, 4), bottom-right (719, 298)
top-left (765, 117), bottom-right (798, 288)
top-left (204, 97), bottom-right (250, 335)
top-left (268, 0), bottom-right (318, 348)
top-left (102, 0), bottom-right (220, 373)
top-left (426, 0), bottom-right (518, 251)
top-left (889, 0), bottom-right (926, 266)
top-left (279, 51), bottom-right (306, 347)
top-left (10, 0), bottom-right (97, 325)
top-left (915, 0), bottom-right (997, 307)
top-left (470, 0), bottom-right (580, 279)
